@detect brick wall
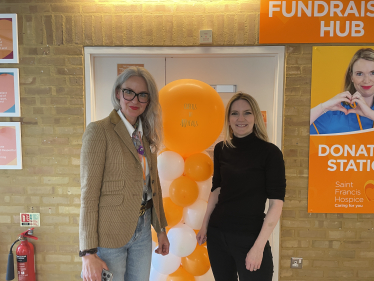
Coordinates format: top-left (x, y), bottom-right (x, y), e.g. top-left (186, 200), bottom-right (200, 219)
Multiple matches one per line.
top-left (0, 0), bottom-right (373, 280)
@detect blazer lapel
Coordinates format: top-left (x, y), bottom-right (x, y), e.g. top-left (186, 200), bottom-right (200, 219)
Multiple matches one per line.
top-left (142, 136), bottom-right (152, 171)
top-left (110, 110), bottom-right (140, 163)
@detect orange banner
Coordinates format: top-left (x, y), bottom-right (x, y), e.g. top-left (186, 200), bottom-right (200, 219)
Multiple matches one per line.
top-left (308, 46), bottom-right (374, 213)
top-left (308, 130), bottom-right (374, 213)
top-left (260, 0), bottom-right (374, 43)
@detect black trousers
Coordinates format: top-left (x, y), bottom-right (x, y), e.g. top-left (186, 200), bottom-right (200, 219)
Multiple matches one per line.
top-left (206, 227), bottom-right (273, 281)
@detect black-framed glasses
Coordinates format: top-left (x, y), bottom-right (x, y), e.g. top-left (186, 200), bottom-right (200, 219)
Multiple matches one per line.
top-left (121, 88), bottom-right (150, 103)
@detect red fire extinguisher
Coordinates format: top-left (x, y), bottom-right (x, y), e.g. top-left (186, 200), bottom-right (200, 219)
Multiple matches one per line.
top-left (6, 228), bottom-right (38, 281)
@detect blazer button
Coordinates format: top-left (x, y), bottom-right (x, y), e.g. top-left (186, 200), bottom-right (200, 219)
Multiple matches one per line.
top-left (153, 192), bottom-right (156, 196)
top-left (152, 180), bottom-right (155, 184)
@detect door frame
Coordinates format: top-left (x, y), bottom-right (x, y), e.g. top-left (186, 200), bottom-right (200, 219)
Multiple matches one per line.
top-left (84, 46), bottom-right (285, 281)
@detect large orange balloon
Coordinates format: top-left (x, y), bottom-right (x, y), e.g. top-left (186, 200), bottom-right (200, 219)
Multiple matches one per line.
top-left (181, 244), bottom-right (210, 276)
top-left (163, 197), bottom-right (184, 227)
top-left (159, 79), bottom-right (225, 158)
top-left (169, 176), bottom-right (199, 207)
top-left (166, 266), bottom-right (195, 281)
top-left (184, 153), bottom-right (213, 182)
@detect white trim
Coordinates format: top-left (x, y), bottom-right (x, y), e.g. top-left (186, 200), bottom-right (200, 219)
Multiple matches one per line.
top-left (84, 46), bottom-right (285, 281)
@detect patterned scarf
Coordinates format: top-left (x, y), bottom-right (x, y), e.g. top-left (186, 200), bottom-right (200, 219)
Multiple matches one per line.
top-left (131, 119), bottom-right (145, 157)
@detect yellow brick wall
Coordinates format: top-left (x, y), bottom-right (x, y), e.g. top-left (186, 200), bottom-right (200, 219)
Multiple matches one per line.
top-left (0, 0), bottom-right (373, 280)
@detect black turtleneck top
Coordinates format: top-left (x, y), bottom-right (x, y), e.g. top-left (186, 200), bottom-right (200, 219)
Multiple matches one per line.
top-left (208, 133), bottom-right (286, 236)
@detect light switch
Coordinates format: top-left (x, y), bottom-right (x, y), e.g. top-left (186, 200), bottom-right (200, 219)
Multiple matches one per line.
top-left (200, 30), bottom-right (212, 44)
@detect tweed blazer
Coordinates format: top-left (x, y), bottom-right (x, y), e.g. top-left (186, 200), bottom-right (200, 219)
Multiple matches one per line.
top-left (79, 110), bottom-right (167, 251)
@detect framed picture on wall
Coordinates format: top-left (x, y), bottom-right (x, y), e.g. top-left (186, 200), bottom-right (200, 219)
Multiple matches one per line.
top-left (0, 122), bottom-right (22, 169)
top-left (0, 14), bottom-right (19, 63)
top-left (0, 68), bottom-right (20, 117)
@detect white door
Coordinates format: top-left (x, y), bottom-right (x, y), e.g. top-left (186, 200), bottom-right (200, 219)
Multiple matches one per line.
top-left (85, 47), bottom-right (284, 281)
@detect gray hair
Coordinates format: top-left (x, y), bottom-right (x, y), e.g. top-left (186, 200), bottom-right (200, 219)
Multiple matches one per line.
top-left (111, 66), bottom-right (163, 152)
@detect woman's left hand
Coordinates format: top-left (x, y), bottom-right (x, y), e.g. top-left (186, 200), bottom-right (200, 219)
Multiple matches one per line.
top-left (347, 91), bottom-right (374, 120)
top-left (245, 244), bottom-right (264, 271)
top-left (155, 231), bottom-right (170, 256)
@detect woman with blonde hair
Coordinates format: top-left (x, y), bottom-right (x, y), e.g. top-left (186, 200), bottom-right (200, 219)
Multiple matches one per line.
top-left (79, 66), bottom-right (169, 281)
top-left (197, 92), bottom-right (286, 281)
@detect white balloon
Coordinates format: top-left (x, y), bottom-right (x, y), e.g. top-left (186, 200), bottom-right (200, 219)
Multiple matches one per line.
top-left (159, 179), bottom-right (171, 197)
top-left (168, 223), bottom-right (197, 257)
top-left (149, 265), bottom-right (168, 281)
top-left (196, 177), bottom-right (212, 202)
top-left (183, 199), bottom-right (207, 230)
top-left (151, 251), bottom-right (181, 275)
top-left (157, 151), bottom-right (185, 181)
top-left (195, 268), bottom-right (214, 281)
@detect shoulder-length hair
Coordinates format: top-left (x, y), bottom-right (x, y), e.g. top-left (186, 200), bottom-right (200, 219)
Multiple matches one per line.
top-left (223, 92), bottom-right (268, 148)
top-left (344, 48), bottom-right (374, 94)
top-left (111, 66), bottom-right (163, 152)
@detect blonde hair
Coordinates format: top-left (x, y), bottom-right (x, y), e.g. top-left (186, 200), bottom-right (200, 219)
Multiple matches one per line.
top-left (111, 67), bottom-right (163, 152)
top-left (223, 92), bottom-right (268, 148)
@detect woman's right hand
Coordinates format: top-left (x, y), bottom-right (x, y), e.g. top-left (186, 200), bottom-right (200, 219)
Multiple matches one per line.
top-left (82, 254), bottom-right (108, 281)
top-left (310, 91), bottom-right (352, 125)
top-left (196, 226), bottom-right (208, 245)
top-left (322, 91), bottom-right (352, 113)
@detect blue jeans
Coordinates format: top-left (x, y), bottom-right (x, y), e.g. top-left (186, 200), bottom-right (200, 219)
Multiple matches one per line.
top-left (97, 209), bottom-right (152, 281)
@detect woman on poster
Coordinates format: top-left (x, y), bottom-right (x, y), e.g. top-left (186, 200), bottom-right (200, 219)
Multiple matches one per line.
top-left (310, 48), bottom-right (374, 135)
top-left (196, 92), bottom-right (286, 281)
top-left (79, 67), bottom-right (169, 281)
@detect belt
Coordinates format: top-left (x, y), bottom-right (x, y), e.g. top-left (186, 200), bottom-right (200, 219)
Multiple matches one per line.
top-left (139, 198), bottom-right (153, 217)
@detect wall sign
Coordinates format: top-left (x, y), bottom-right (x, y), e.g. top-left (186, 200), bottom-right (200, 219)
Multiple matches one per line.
top-left (0, 68), bottom-right (20, 117)
top-left (308, 46), bottom-right (374, 213)
top-left (0, 122), bottom-right (22, 169)
top-left (260, 1), bottom-right (374, 43)
top-left (0, 14), bottom-right (18, 63)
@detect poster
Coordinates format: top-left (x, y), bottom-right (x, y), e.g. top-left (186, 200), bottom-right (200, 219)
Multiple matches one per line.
top-left (260, 1), bottom-right (374, 43)
top-left (0, 14), bottom-right (18, 63)
top-left (0, 68), bottom-right (20, 117)
top-left (0, 122), bottom-right (22, 169)
top-left (308, 46), bottom-right (374, 213)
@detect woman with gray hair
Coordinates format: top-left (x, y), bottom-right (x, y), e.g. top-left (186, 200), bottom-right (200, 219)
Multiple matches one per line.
top-left (79, 67), bottom-right (169, 281)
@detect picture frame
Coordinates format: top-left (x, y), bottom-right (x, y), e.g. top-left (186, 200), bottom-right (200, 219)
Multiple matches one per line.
top-left (0, 14), bottom-right (19, 63)
top-left (0, 68), bottom-right (20, 117)
top-left (0, 122), bottom-right (22, 169)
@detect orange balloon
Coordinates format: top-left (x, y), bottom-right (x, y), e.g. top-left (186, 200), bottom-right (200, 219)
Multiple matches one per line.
top-left (158, 147), bottom-right (170, 156)
top-left (181, 244), bottom-right (210, 276)
top-left (159, 79), bottom-right (225, 158)
top-left (194, 229), bottom-right (206, 246)
top-left (166, 266), bottom-right (195, 281)
top-left (163, 197), bottom-right (184, 227)
top-left (151, 226), bottom-right (158, 243)
top-left (169, 176), bottom-right (199, 207)
top-left (184, 153), bottom-right (213, 182)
